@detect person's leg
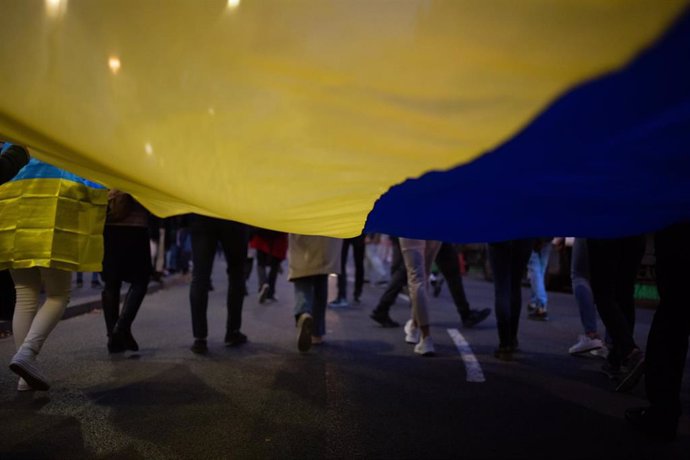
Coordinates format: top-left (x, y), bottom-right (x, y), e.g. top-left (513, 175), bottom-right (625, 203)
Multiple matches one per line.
top-left (17, 268), bottom-right (71, 353)
top-left (488, 242), bottom-right (513, 350)
top-left (614, 235), bottom-right (646, 339)
top-left (312, 274), bottom-right (328, 338)
top-left (101, 275), bottom-right (122, 337)
top-left (352, 235), bottom-right (366, 301)
top-left (0, 270), bottom-right (16, 322)
top-left (571, 238), bottom-right (598, 336)
top-left (189, 217), bottom-right (217, 341)
top-left (372, 238), bottom-right (406, 317)
top-left (115, 281), bottom-right (148, 333)
top-left (633, 223), bottom-right (690, 436)
top-left (436, 243), bottom-right (471, 318)
top-left (400, 238), bottom-right (429, 331)
top-left (588, 238), bottom-right (637, 367)
top-left (266, 254), bottom-right (280, 298)
top-left (337, 239), bottom-right (349, 301)
top-left (510, 240), bottom-right (533, 345)
top-left (293, 276), bottom-right (314, 352)
top-left (219, 220), bottom-right (248, 339)
top-left (256, 250), bottom-right (268, 291)
top-left (10, 268), bottom-right (42, 351)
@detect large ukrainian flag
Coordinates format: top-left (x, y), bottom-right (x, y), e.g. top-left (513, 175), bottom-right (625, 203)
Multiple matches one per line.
top-left (0, 1), bottom-right (688, 240)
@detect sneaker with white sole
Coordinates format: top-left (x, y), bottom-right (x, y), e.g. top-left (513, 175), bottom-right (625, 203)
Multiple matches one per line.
top-left (569, 335), bottom-right (604, 355)
top-left (414, 336), bottom-right (435, 356)
top-left (404, 319), bottom-right (420, 344)
top-left (9, 348), bottom-right (50, 391)
top-left (17, 378), bottom-right (32, 392)
top-left (297, 313), bottom-right (313, 352)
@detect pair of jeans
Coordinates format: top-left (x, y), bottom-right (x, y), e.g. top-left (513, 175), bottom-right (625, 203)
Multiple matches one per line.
top-left (293, 275), bottom-right (328, 337)
top-left (399, 238), bottom-right (441, 328)
top-left (527, 243), bottom-right (552, 308)
top-left (336, 235), bottom-right (365, 301)
top-left (571, 238), bottom-right (598, 335)
top-left (587, 235), bottom-right (645, 366)
top-left (189, 216), bottom-right (248, 339)
top-left (488, 239), bottom-right (533, 348)
top-left (645, 223), bottom-right (690, 417)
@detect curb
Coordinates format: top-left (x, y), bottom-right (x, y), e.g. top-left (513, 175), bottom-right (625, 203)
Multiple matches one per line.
top-left (0, 276), bottom-right (187, 336)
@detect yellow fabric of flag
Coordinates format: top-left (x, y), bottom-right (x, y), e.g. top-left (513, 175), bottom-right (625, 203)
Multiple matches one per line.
top-left (0, 0), bottom-right (685, 237)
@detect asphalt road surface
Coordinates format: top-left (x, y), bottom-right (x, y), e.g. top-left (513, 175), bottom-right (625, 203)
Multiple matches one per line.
top-left (1, 262), bottom-right (688, 459)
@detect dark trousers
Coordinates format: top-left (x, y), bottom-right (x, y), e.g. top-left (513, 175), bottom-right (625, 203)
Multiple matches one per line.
top-left (645, 223), bottom-right (690, 416)
top-left (0, 269), bottom-right (15, 321)
top-left (336, 235), bottom-right (365, 300)
top-left (256, 250), bottom-right (281, 297)
top-left (373, 238), bottom-right (406, 314)
top-left (488, 239), bottom-right (533, 348)
top-left (189, 216), bottom-right (248, 339)
top-left (101, 226), bottom-right (152, 336)
top-left (102, 280), bottom-right (148, 336)
top-left (374, 240), bottom-right (472, 319)
top-left (435, 243), bottom-right (471, 318)
top-left (588, 235), bottom-right (645, 366)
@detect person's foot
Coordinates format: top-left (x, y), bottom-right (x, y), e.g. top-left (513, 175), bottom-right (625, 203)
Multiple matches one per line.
top-left (328, 298), bottom-right (349, 308)
top-left (600, 361), bottom-right (623, 381)
top-left (297, 313), bottom-right (313, 352)
top-left (404, 319), bottom-right (420, 344)
top-left (17, 377), bottom-right (32, 392)
top-left (107, 333), bottom-right (127, 354)
top-left (527, 307), bottom-right (549, 321)
top-left (91, 280), bottom-right (102, 289)
top-left (258, 283), bottom-right (270, 304)
top-left (568, 334), bottom-right (603, 355)
top-left (616, 349), bottom-right (645, 392)
top-left (414, 336), bottom-right (435, 356)
top-left (123, 330), bottom-right (139, 352)
top-left (225, 330), bottom-right (248, 347)
top-left (311, 336), bottom-right (324, 346)
top-left (75, 280), bottom-right (83, 289)
top-left (9, 348), bottom-right (50, 391)
top-left (462, 308), bottom-right (491, 328)
top-left (526, 302), bottom-right (538, 313)
top-left (354, 295), bottom-right (361, 304)
top-left (370, 311), bottom-right (400, 328)
top-left (494, 346), bottom-right (513, 362)
top-left (190, 339), bottom-right (208, 354)
top-left (625, 407), bottom-right (679, 442)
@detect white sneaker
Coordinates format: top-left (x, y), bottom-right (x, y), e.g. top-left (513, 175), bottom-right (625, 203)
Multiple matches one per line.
top-left (9, 347), bottom-right (50, 391)
top-left (17, 378), bottom-right (32, 392)
top-left (404, 319), bottom-right (420, 344)
top-left (414, 336), bottom-right (435, 356)
top-left (568, 335), bottom-right (603, 355)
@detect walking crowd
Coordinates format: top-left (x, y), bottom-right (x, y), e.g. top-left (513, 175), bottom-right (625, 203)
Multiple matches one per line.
top-left (0, 142), bottom-right (688, 442)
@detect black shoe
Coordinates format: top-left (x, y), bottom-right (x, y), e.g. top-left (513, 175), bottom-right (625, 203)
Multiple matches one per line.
top-left (370, 312), bottom-right (400, 328)
top-left (225, 330), bottom-right (247, 347)
top-left (625, 407), bottom-right (678, 442)
top-left (123, 330), bottom-right (139, 352)
top-left (616, 349), bottom-right (645, 392)
top-left (462, 308), bottom-right (491, 328)
top-left (528, 307), bottom-right (549, 321)
top-left (494, 346), bottom-right (513, 362)
top-left (191, 339), bottom-right (208, 354)
top-left (107, 333), bottom-right (127, 354)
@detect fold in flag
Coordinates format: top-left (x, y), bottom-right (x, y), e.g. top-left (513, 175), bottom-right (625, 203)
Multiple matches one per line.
top-left (0, 0), bottom-right (688, 241)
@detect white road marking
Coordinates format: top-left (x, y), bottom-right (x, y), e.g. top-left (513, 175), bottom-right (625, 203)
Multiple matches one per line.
top-left (447, 329), bottom-right (485, 383)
